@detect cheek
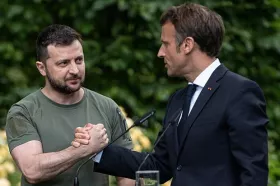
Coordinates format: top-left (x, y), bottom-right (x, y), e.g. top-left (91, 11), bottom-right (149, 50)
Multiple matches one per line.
top-left (164, 49), bottom-right (174, 61)
top-left (166, 50), bottom-right (179, 62)
top-left (78, 65), bottom-right (85, 75)
top-left (171, 54), bottom-right (186, 69)
top-left (51, 68), bottom-right (68, 79)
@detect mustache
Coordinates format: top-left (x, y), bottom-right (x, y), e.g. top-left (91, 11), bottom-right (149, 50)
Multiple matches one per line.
top-left (66, 76), bottom-right (81, 81)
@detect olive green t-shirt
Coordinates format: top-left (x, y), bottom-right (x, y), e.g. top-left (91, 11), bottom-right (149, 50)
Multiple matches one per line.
top-left (5, 88), bottom-right (133, 186)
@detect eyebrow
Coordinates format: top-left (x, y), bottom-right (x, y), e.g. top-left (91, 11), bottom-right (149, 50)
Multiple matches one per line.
top-left (75, 55), bottom-right (84, 60)
top-left (56, 55), bottom-right (84, 64)
top-left (56, 59), bottom-right (70, 64)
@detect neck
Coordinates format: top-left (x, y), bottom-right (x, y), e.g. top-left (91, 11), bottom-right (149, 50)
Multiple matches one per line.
top-left (184, 52), bottom-right (216, 82)
top-left (41, 86), bottom-right (84, 105)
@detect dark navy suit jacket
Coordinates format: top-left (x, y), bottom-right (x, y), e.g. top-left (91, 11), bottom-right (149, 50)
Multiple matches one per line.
top-left (95, 64), bottom-right (268, 186)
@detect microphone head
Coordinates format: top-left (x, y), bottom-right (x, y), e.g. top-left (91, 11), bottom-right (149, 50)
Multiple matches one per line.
top-left (134, 109), bottom-right (156, 126)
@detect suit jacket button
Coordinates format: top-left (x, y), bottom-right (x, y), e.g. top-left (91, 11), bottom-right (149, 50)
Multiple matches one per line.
top-left (177, 165), bottom-right (182, 171)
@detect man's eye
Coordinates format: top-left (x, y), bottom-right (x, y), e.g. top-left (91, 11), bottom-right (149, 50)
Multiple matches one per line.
top-left (59, 61), bottom-right (68, 66)
top-left (76, 58), bottom-right (83, 64)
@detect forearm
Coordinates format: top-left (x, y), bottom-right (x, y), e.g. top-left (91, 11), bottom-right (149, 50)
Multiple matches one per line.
top-left (94, 146), bottom-right (144, 179)
top-left (95, 145), bottom-right (172, 183)
top-left (22, 146), bottom-right (88, 183)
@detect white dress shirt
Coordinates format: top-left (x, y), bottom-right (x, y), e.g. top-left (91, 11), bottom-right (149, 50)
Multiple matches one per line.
top-left (188, 58), bottom-right (221, 114)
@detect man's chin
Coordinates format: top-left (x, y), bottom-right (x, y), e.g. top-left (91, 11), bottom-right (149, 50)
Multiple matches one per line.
top-left (62, 85), bottom-right (82, 94)
top-left (167, 70), bottom-right (182, 78)
top-left (167, 70), bottom-right (175, 77)
top-left (68, 86), bottom-right (81, 93)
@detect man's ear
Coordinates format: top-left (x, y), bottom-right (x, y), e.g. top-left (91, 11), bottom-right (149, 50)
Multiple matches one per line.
top-left (182, 37), bottom-right (195, 54)
top-left (36, 61), bottom-right (46, 76)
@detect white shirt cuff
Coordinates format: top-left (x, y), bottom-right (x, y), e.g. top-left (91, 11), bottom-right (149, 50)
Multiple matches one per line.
top-left (92, 151), bottom-right (103, 163)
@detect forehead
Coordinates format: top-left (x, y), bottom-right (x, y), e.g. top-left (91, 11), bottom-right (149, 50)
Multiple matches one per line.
top-left (47, 40), bottom-right (83, 60)
top-left (161, 21), bottom-right (176, 40)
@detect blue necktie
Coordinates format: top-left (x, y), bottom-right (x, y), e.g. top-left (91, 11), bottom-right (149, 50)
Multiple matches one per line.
top-left (177, 84), bottom-right (197, 144)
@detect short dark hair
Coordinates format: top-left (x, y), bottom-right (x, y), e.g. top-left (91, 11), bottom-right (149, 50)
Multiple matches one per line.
top-left (36, 24), bottom-right (82, 62)
top-left (160, 3), bottom-right (225, 57)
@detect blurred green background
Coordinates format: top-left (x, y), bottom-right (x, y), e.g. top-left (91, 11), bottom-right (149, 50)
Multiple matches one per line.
top-left (0, 0), bottom-right (280, 185)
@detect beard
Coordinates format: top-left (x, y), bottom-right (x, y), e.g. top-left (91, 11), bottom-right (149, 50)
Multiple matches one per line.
top-left (46, 70), bottom-right (84, 95)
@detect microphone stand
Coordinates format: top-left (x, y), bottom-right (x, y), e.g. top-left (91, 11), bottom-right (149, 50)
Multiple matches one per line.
top-left (137, 110), bottom-right (183, 172)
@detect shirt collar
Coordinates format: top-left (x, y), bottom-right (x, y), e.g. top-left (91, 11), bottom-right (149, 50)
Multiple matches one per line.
top-left (191, 58), bottom-right (221, 88)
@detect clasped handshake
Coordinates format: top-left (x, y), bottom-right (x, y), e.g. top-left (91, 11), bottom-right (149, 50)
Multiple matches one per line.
top-left (71, 123), bottom-right (109, 154)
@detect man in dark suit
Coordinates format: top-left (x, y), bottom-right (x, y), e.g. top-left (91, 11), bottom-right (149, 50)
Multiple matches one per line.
top-left (73, 2), bottom-right (268, 186)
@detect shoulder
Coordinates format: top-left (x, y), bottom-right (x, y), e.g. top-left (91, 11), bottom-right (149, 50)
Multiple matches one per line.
top-left (212, 64), bottom-right (261, 91)
top-left (83, 88), bottom-right (119, 119)
top-left (7, 90), bottom-right (42, 119)
top-left (220, 70), bottom-right (265, 103)
top-left (84, 88), bottom-right (118, 108)
top-left (223, 70), bottom-right (262, 91)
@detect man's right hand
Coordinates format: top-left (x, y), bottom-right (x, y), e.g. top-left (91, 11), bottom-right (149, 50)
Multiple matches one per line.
top-left (72, 123), bottom-right (108, 155)
top-left (72, 123), bottom-right (93, 147)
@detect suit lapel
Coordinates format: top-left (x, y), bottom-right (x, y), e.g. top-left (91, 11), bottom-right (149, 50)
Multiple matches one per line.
top-left (178, 64), bottom-right (229, 156)
top-left (173, 122), bottom-right (180, 156)
top-left (164, 90), bottom-right (186, 157)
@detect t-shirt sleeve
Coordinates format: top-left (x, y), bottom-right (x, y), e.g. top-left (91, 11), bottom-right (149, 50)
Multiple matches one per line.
top-left (109, 103), bottom-right (133, 150)
top-left (5, 105), bottom-right (41, 152)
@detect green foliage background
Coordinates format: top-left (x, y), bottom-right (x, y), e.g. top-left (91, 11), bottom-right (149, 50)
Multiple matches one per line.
top-left (0, 0), bottom-right (280, 185)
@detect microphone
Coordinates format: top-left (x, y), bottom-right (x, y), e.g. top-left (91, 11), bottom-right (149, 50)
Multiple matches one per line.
top-left (74, 109), bottom-right (156, 186)
top-left (137, 109), bottom-right (183, 172)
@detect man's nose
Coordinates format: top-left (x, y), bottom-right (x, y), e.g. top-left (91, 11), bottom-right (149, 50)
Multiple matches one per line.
top-left (157, 45), bottom-right (165, 58)
top-left (69, 62), bottom-right (79, 74)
